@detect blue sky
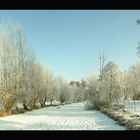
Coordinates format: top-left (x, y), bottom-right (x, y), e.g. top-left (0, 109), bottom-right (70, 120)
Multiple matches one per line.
top-left (0, 10), bottom-right (140, 82)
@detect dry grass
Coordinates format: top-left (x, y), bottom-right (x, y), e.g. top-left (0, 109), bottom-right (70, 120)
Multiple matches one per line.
top-left (0, 111), bottom-right (12, 117)
top-left (126, 118), bottom-right (140, 130)
top-left (100, 106), bottom-right (140, 130)
top-left (85, 99), bottom-right (140, 130)
top-left (132, 94), bottom-right (140, 100)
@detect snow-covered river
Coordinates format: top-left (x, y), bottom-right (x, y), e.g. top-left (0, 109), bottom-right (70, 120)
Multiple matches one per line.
top-left (0, 102), bottom-right (126, 130)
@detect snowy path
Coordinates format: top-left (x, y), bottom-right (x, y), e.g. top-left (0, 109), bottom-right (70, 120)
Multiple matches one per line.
top-left (0, 102), bottom-right (126, 130)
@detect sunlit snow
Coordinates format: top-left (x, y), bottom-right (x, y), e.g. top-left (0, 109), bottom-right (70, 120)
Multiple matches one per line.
top-left (0, 102), bottom-right (126, 130)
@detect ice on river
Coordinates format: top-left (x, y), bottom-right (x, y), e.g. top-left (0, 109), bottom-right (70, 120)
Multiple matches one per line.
top-left (0, 102), bottom-right (126, 130)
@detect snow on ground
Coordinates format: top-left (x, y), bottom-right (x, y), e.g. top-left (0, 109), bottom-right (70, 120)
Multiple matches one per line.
top-left (126, 100), bottom-right (140, 113)
top-left (118, 100), bottom-right (140, 114)
top-left (0, 102), bottom-right (126, 130)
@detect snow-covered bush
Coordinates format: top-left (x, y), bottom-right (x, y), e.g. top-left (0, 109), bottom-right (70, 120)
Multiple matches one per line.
top-left (84, 101), bottom-right (94, 110)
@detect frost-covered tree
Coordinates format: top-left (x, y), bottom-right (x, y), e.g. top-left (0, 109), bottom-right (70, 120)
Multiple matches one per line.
top-left (85, 54), bottom-right (121, 110)
top-left (120, 70), bottom-right (132, 100)
top-left (0, 20), bottom-right (65, 113)
top-left (127, 61), bottom-right (140, 100)
top-left (44, 68), bottom-right (56, 105)
top-left (0, 20), bottom-right (33, 112)
top-left (80, 79), bottom-right (87, 88)
top-left (56, 76), bottom-right (70, 104)
top-left (102, 61), bottom-right (121, 103)
top-left (85, 74), bottom-right (100, 110)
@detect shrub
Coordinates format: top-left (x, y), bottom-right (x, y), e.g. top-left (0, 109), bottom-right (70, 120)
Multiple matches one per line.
top-left (84, 101), bottom-right (94, 110)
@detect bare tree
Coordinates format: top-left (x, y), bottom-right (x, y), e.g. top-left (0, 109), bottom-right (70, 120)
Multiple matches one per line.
top-left (56, 76), bottom-right (70, 104)
top-left (85, 74), bottom-right (99, 110)
top-left (0, 21), bottom-right (29, 112)
top-left (102, 61), bottom-right (121, 103)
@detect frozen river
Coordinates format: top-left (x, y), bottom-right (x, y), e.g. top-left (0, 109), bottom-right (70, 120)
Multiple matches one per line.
top-left (0, 102), bottom-right (126, 130)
